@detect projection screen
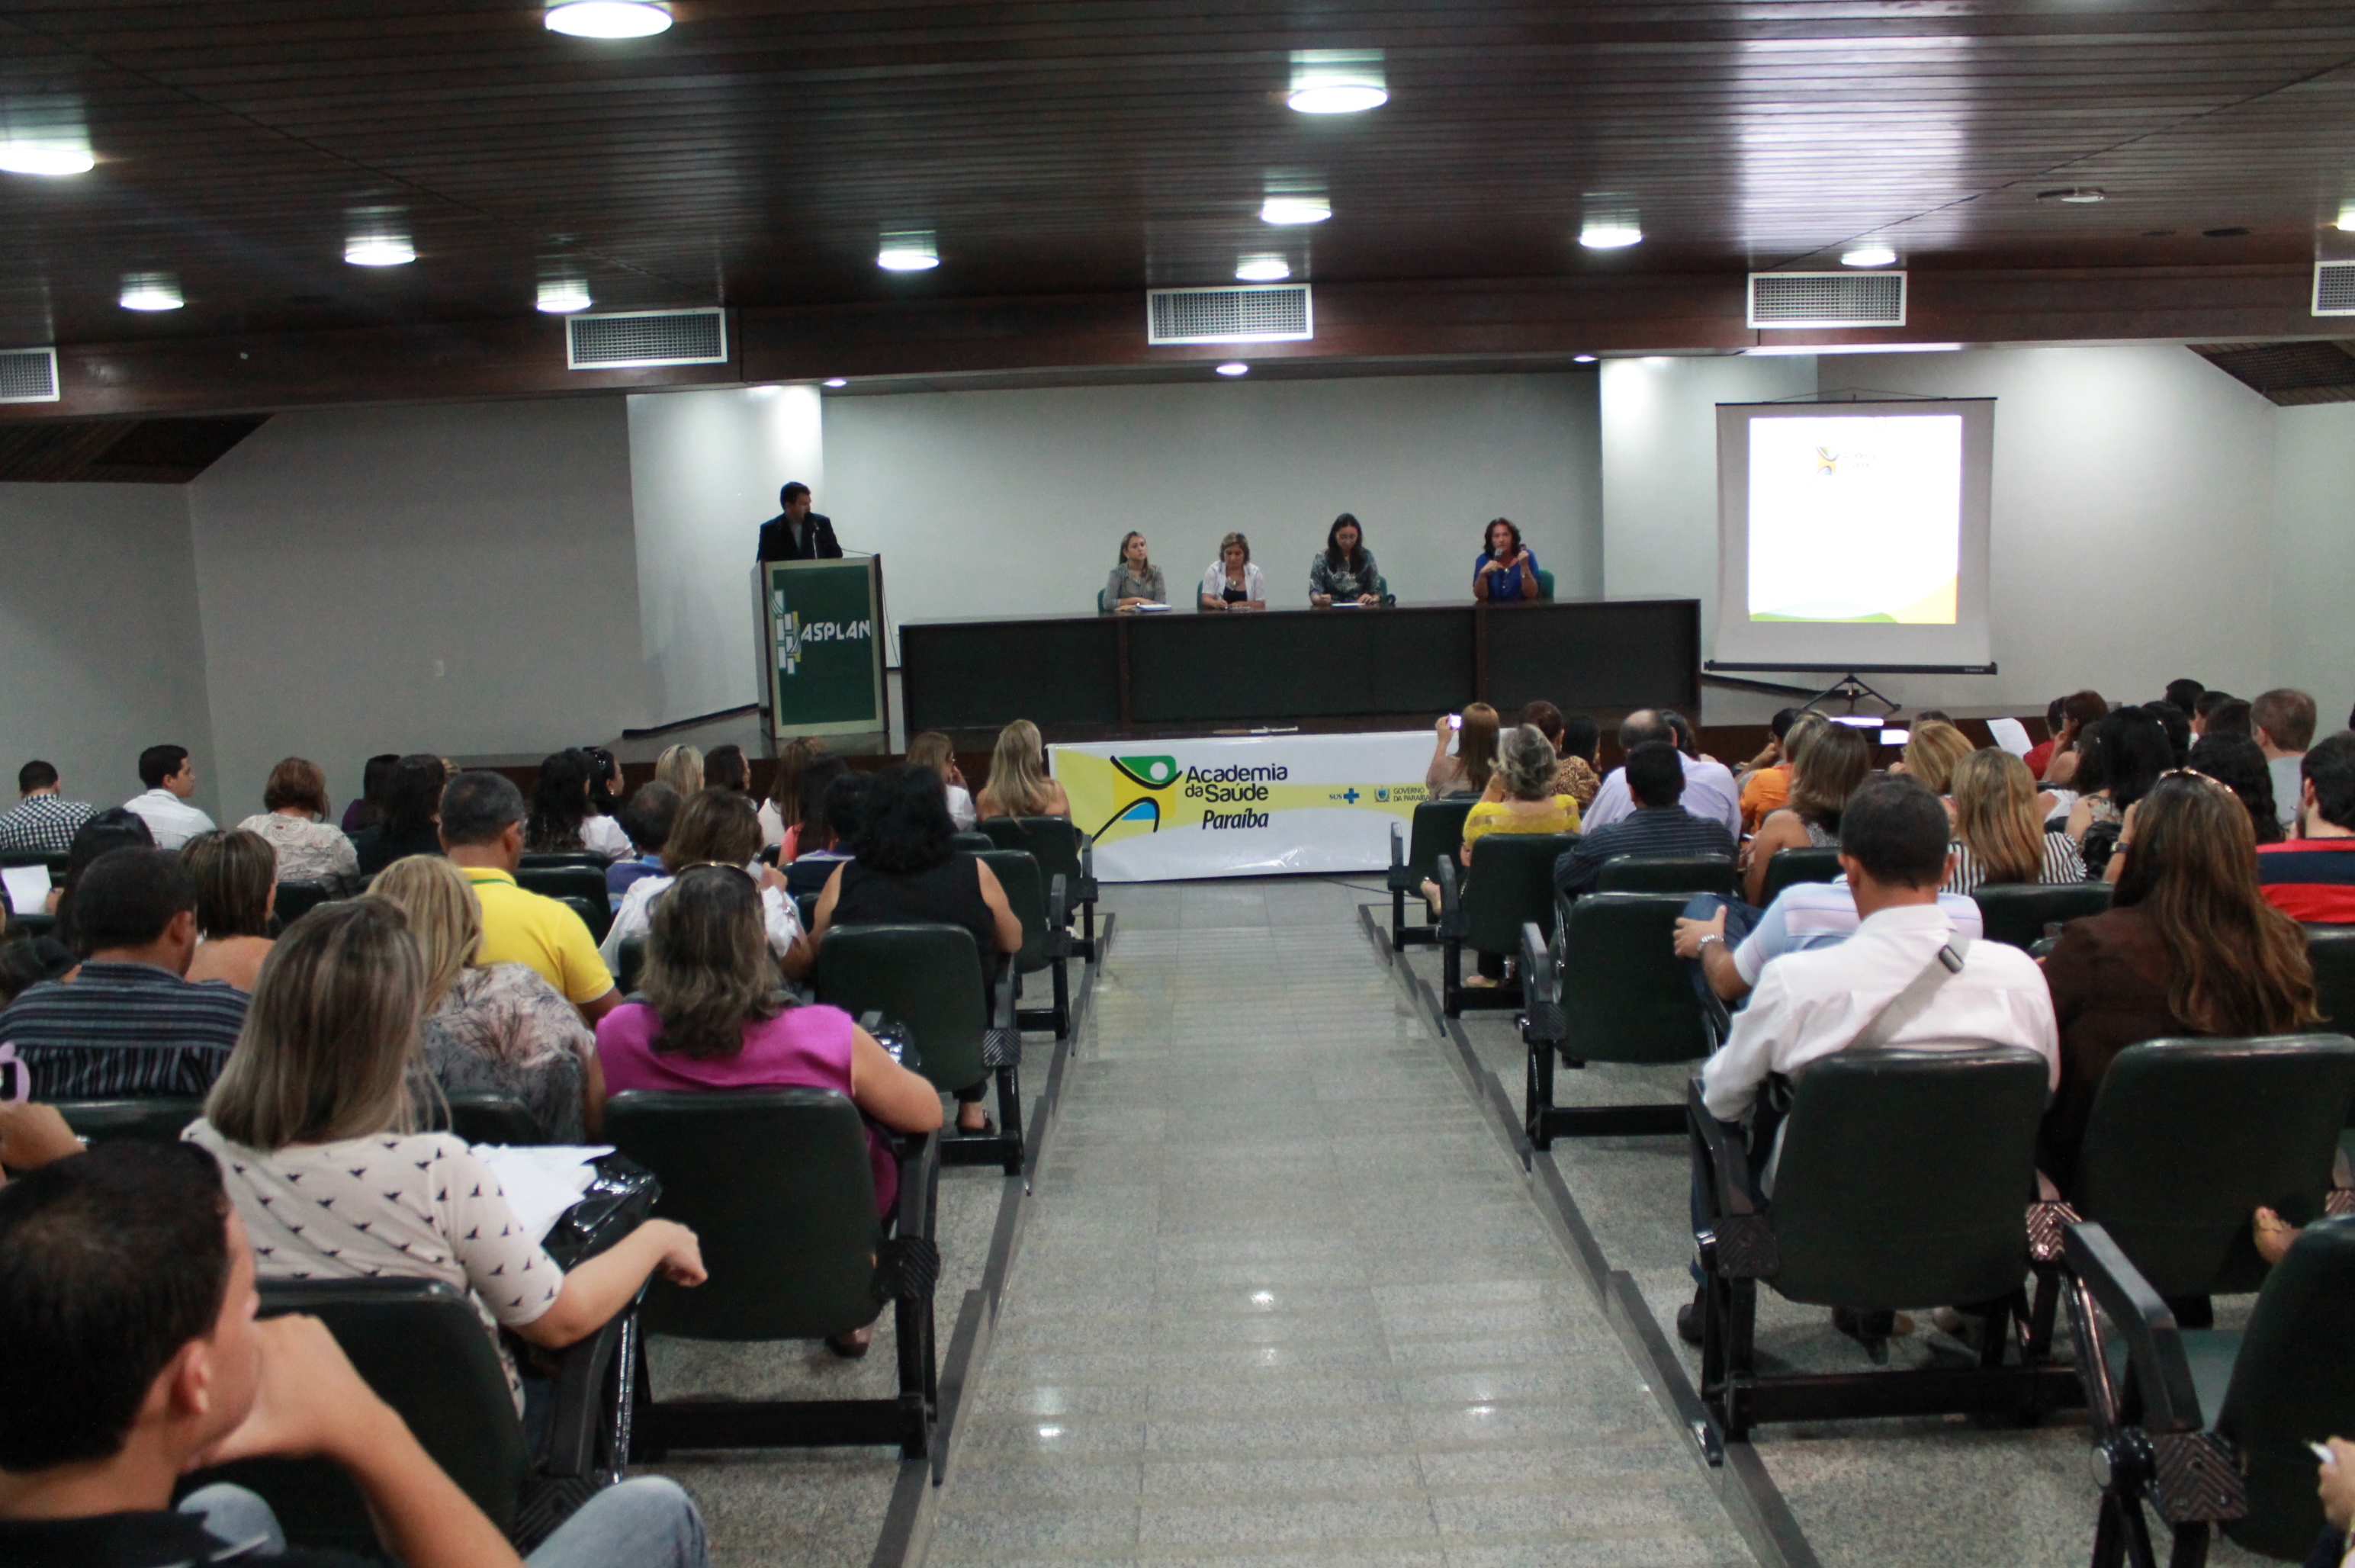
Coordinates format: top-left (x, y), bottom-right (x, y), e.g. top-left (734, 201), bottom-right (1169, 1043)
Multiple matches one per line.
top-left (1711, 398), bottom-right (1995, 673)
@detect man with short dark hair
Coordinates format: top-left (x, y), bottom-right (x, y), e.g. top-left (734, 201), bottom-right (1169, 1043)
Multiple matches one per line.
top-left (2257, 731), bottom-right (2355, 923)
top-left (2254, 688), bottom-right (2318, 834)
top-left (0, 761), bottom-right (95, 854)
top-left (609, 781), bottom-right (682, 901)
top-left (124, 744), bottom-right (215, 849)
top-left (755, 480), bottom-right (842, 562)
top-left (1579, 710), bottom-right (1742, 840)
top-left (1554, 741), bottom-right (1737, 901)
top-left (0, 1140), bottom-right (710, 1568)
top-left (0, 847), bottom-right (247, 1097)
top-left (2193, 689), bottom-right (2233, 737)
top-left (2164, 677), bottom-right (2206, 715)
top-left (440, 771), bottom-right (619, 1023)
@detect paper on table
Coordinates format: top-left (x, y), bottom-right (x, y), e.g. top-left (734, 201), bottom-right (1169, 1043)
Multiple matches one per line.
top-left (1, 865), bottom-right (49, 917)
top-left (1986, 718), bottom-right (2033, 758)
top-left (471, 1143), bottom-right (614, 1242)
top-left (1130, 601), bottom-right (1173, 613)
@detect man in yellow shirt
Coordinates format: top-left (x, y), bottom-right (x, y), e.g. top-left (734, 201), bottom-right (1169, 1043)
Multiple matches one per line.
top-left (439, 770), bottom-right (620, 1024)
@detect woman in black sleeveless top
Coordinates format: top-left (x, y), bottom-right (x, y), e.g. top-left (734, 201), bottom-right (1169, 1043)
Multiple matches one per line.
top-left (811, 764), bottom-right (1023, 1134)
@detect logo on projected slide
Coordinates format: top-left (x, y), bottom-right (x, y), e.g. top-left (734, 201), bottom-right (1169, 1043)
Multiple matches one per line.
top-left (1815, 446), bottom-right (1838, 477)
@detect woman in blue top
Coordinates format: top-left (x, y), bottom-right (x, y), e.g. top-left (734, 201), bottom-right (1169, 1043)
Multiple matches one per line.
top-left (1473, 517), bottom-right (1541, 602)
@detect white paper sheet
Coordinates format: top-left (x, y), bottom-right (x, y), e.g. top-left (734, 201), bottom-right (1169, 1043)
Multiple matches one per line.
top-left (2, 865), bottom-right (50, 917)
top-left (471, 1143), bottom-right (612, 1242)
top-left (1986, 717), bottom-right (2033, 757)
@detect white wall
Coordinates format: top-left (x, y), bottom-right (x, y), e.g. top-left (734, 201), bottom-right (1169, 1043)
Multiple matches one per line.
top-left (0, 484), bottom-right (219, 818)
top-left (187, 398), bottom-right (645, 814)
top-left (2272, 401), bottom-right (2355, 732)
top-left (626, 385), bottom-right (824, 725)
top-left (823, 372), bottom-right (1602, 657)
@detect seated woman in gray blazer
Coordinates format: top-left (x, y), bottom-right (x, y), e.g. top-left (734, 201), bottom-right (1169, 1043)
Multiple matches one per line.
top-left (1104, 531), bottom-right (1168, 611)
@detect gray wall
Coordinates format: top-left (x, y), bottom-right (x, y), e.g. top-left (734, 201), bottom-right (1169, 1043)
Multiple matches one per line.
top-left (0, 483), bottom-right (219, 818)
top-left (2272, 400), bottom-right (2355, 734)
top-left (186, 398), bottom-right (644, 814)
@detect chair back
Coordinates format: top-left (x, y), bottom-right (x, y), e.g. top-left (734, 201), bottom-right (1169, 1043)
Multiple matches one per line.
top-left (605, 1088), bottom-right (885, 1340)
top-left (1769, 1046), bottom-right (2050, 1308)
top-left (54, 1097), bottom-right (204, 1145)
top-left (519, 851), bottom-right (609, 872)
top-left (978, 817), bottom-right (1027, 852)
top-left (615, 934), bottom-right (647, 995)
top-left (8, 911), bottom-right (55, 940)
top-left (2216, 1219), bottom-right (2355, 1557)
top-left (949, 831), bottom-right (998, 855)
top-left (423, 1091), bottom-right (549, 1147)
top-left (272, 881), bottom-right (338, 927)
top-left (1593, 853), bottom-right (1733, 897)
top-left (0, 850), bottom-right (69, 881)
top-left (2074, 1034), bottom-right (2355, 1297)
top-left (1757, 847), bottom-right (1844, 905)
top-left (1556, 893), bottom-right (1714, 1065)
top-left (1404, 799), bottom-right (1474, 883)
top-left (1533, 567), bottom-right (1555, 600)
top-left (814, 922), bottom-right (988, 1094)
top-left (194, 1279), bottom-right (527, 1550)
top-left (1007, 817), bottom-right (1084, 894)
top-left (1969, 881), bottom-right (2112, 950)
top-left (516, 864), bottom-right (613, 941)
top-left (975, 848), bottom-right (1051, 972)
top-left (2305, 927), bottom-right (2355, 1039)
top-left (1463, 833), bottom-right (1579, 955)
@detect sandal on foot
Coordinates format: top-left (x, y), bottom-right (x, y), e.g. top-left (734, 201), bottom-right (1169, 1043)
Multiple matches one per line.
top-left (826, 1328), bottom-right (872, 1359)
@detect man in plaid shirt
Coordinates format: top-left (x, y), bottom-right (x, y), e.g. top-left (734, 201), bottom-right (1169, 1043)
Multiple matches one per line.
top-left (0, 761), bottom-right (94, 855)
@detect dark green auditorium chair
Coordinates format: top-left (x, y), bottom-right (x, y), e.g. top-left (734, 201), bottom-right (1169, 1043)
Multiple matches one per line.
top-left (615, 934), bottom-right (647, 996)
top-left (1521, 901), bottom-right (1714, 1147)
top-left (1385, 798), bottom-right (1473, 955)
top-left (517, 863), bottom-right (613, 943)
top-left (0, 849), bottom-right (69, 882)
top-left (606, 1088), bottom-right (941, 1459)
top-left (976, 846), bottom-right (1071, 1039)
top-left (1755, 846), bottom-right (1843, 906)
top-left (950, 831), bottom-right (998, 855)
top-left (55, 1097), bottom-right (205, 1145)
top-left (815, 921), bottom-right (1023, 1172)
top-left (422, 1091), bottom-right (551, 1147)
top-left (1434, 831), bottom-right (1577, 1015)
top-left (2064, 1216), bottom-right (2355, 1565)
top-left (982, 816), bottom-right (1105, 961)
top-left (520, 851), bottom-right (609, 872)
top-left (2305, 927), bottom-right (2355, 1042)
top-left (1592, 852), bottom-right (1735, 898)
top-left (1970, 880), bottom-right (2112, 951)
top-left (1688, 1047), bottom-right (2077, 1439)
top-left (271, 880), bottom-right (339, 928)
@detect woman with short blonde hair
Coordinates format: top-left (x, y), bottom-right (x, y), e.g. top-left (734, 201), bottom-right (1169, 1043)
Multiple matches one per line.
top-left (654, 743), bottom-right (704, 798)
top-left (1898, 719), bottom-right (1974, 795)
top-left (976, 719), bottom-right (1071, 819)
top-left (1199, 532), bottom-right (1267, 612)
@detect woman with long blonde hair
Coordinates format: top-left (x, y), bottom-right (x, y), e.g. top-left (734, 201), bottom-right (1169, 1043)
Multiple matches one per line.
top-left (1897, 719), bottom-right (1974, 796)
top-left (1426, 702), bottom-right (1501, 798)
top-left (976, 719), bottom-right (1070, 818)
top-left (1945, 748), bottom-right (2085, 893)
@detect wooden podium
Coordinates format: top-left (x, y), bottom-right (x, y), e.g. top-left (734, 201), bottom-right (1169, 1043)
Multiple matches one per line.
top-left (752, 554), bottom-right (888, 740)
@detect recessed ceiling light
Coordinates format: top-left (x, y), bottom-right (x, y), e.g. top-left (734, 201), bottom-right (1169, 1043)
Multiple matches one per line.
top-left (1260, 194), bottom-right (1330, 226)
top-left (535, 277), bottom-right (591, 313)
top-left (824, 377), bottom-right (847, 387)
top-left (1579, 220), bottom-right (1643, 249)
top-left (2338, 202), bottom-right (2355, 231)
top-left (877, 230), bottom-right (939, 271)
top-left (1573, 354), bottom-right (1596, 363)
top-left (1840, 244), bottom-right (1897, 268)
top-left (1235, 255), bottom-right (1292, 282)
top-left (2039, 188), bottom-right (2106, 204)
top-left (0, 138), bottom-right (92, 176)
top-left (1287, 49), bottom-right (1387, 114)
top-left (118, 272), bottom-right (182, 311)
top-left (345, 206), bottom-right (414, 267)
top-left (545, 1), bottom-right (672, 37)
top-left (1746, 342), bottom-right (1961, 356)
top-left (1216, 362), bottom-right (1250, 376)
top-left (345, 236), bottom-right (415, 266)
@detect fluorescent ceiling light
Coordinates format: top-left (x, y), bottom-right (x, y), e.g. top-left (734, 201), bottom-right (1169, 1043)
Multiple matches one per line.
top-left (2038, 187), bottom-right (2106, 204)
top-left (118, 272), bottom-right (182, 311)
top-left (1578, 220), bottom-right (1643, 249)
top-left (345, 206), bottom-right (414, 267)
top-left (1840, 244), bottom-right (1897, 267)
top-left (1260, 194), bottom-right (1330, 225)
top-left (1287, 49), bottom-right (1386, 114)
top-left (545, 1), bottom-right (672, 37)
top-left (2338, 202), bottom-right (2355, 230)
top-left (824, 377), bottom-right (847, 387)
top-left (877, 230), bottom-right (939, 271)
top-left (1235, 254), bottom-right (1292, 281)
top-left (1573, 354), bottom-right (1596, 363)
top-left (535, 277), bottom-right (591, 313)
top-left (0, 138), bottom-right (92, 175)
top-left (1216, 361), bottom-right (1250, 376)
top-left (1746, 342), bottom-right (1961, 355)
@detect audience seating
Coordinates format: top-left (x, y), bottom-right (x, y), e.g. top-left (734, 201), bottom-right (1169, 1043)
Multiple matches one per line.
top-left (0, 849), bottom-right (69, 882)
top-left (1968, 881), bottom-right (2112, 950)
top-left (55, 1097), bottom-right (204, 1145)
top-left (1433, 831), bottom-right (1578, 1015)
top-left (2064, 1216), bottom-right (2355, 1565)
top-left (425, 1091), bottom-right (551, 1147)
top-left (1755, 846), bottom-right (1844, 906)
top-left (792, 889), bottom-right (818, 932)
top-left (9, 911), bottom-right (56, 940)
top-left (1384, 799), bottom-right (1473, 955)
top-left (975, 847), bottom-right (1071, 1039)
top-left (1688, 1048), bottom-right (2080, 1439)
top-left (516, 864), bottom-right (614, 942)
top-left (271, 880), bottom-right (338, 927)
top-left (982, 816), bottom-right (1104, 961)
top-left (615, 934), bottom-right (646, 995)
top-left (520, 852), bottom-right (609, 872)
top-left (1521, 904), bottom-right (1714, 1146)
top-left (949, 831), bottom-right (998, 855)
top-left (606, 1088), bottom-right (940, 1459)
top-left (814, 922), bottom-right (1023, 1173)
top-left (2305, 927), bottom-right (2355, 1043)
top-left (1592, 853), bottom-right (1736, 897)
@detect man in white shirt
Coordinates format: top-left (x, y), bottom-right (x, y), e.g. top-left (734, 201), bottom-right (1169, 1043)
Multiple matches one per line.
top-left (1675, 877), bottom-right (1987, 1004)
top-left (122, 744), bottom-right (216, 850)
top-left (1581, 709), bottom-right (1742, 841)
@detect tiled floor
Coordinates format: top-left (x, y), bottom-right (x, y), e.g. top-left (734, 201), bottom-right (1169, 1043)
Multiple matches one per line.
top-left (927, 876), bottom-right (1754, 1567)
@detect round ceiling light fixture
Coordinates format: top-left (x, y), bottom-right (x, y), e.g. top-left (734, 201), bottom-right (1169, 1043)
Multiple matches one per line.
top-left (1573, 354), bottom-right (1597, 363)
top-left (535, 277), bottom-right (592, 313)
top-left (1287, 49), bottom-right (1387, 114)
top-left (545, 1), bottom-right (673, 37)
top-left (345, 206), bottom-right (415, 267)
top-left (2337, 203), bottom-right (2355, 231)
top-left (1259, 194), bottom-right (1331, 226)
top-left (0, 138), bottom-right (93, 176)
top-left (824, 377), bottom-right (848, 387)
top-left (876, 230), bottom-right (940, 271)
top-left (1215, 361), bottom-right (1251, 376)
top-left (1578, 220), bottom-right (1643, 249)
top-left (2038, 187), bottom-right (2106, 204)
top-left (1235, 254), bottom-right (1292, 281)
top-left (118, 272), bottom-right (183, 311)
top-left (1840, 243), bottom-right (1897, 268)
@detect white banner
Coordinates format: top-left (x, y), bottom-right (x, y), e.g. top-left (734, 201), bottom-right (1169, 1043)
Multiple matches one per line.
top-left (1049, 731), bottom-right (1436, 882)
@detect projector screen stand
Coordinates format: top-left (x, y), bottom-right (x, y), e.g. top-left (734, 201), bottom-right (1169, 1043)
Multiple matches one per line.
top-left (1800, 672), bottom-right (1899, 717)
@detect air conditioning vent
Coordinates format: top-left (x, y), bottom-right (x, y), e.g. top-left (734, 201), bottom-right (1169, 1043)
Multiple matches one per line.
top-left (0, 347), bottom-right (60, 403)
top-left (1749, 272), bottom-right (1907, 329)
top-left (566, 309), bottom-right (728, 369)
top-left (2315, 262), bottom-right (2355, 317)
top-left (1147, 284), bottom-right (1312, 345)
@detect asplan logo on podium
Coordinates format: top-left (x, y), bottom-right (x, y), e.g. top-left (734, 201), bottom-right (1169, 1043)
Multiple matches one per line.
top-left (770, 591), bottom-right (872, 678)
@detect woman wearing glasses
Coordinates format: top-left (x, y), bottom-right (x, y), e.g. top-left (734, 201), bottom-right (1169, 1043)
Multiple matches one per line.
top-left (599, 787), bottom-right (811, 982)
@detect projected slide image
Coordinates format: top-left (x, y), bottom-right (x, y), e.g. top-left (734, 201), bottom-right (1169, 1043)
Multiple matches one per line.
top-left (1747, 413), bottom-right (1964, 624)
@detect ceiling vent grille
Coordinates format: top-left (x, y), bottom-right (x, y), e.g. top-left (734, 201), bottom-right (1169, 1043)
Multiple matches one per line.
top-left (566, 308), bottom-right (728, 369)
top-left (1147, 284), bottom-right (1312, 345)
top-left (2315, 262), bottom-right (2355, 317)
top-left (1749, 272), bottom-right (1907, 329)
top-left (0, 347), bottom-right (60, 403)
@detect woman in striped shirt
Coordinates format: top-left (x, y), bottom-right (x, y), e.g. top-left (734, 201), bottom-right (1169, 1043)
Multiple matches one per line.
top-left (1945, 747), bottom-right (2087, 894)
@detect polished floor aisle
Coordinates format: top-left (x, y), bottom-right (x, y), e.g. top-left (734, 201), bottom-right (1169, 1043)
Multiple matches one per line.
top-left (925, 877), bottom-right (1753, 1567)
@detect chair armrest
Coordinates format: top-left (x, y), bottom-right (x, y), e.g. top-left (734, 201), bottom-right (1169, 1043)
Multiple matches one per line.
top-left (1046, 873), bottom-right (1070, 954)
top-left (1390, 819), bottom-right (1405, 872)
top-left (1518, 921), bottom-right (1563, 1046)
top-left (1077, 836), bottom-right (1097, 904)
top-left (1435, 856), bottom-right (1468, 940)
top-left (891, 1128), bottom-right (942, 1245)
top-left (990, 953), bottom-right (1019, 1031)
top-left (1686, 1078), bottom-right (1759, 1222)
top-left (537, 1295), bottom-right (637, 1479)
top-left (2062, 1221), bottom-right (2207, 1434)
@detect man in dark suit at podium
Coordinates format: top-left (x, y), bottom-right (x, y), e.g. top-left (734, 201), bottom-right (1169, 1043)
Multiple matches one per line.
top-left (757, 481), bottom-right (843, 561)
